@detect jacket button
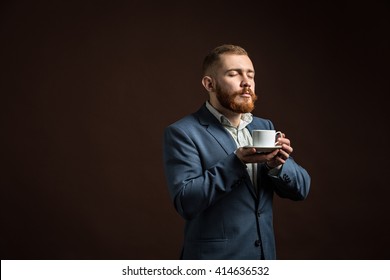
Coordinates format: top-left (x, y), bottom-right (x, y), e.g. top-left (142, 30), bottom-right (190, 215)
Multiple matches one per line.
top-left (255, 240), bottom-right (261, 247)
top-left (282, 174), bottom-right (291, 183)
top-left (257, 210), bottom-right (261, 217)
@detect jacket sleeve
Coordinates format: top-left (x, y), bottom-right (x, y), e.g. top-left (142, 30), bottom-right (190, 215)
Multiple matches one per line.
top-left (262, 119), bottom-right (311, 201)
top-left (163, 125), bottom-right (248, 220)
top-left (267, 158), bottom-right (311, 201)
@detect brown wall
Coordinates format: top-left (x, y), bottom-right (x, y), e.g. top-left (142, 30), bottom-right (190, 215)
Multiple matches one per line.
top-left (1, 1), bottom-right (389, 259)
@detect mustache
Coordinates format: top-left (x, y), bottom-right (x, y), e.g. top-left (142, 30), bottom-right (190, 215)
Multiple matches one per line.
top-left (237, 87), bottom-right (256, 97)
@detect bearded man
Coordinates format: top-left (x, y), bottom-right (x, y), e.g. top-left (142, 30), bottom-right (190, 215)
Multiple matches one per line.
top-left (163, 44), bottom-right (311, 260)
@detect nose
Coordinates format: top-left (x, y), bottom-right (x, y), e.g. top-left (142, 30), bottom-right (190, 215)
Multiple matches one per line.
top-left (241, 80), bottom-right (251, 88)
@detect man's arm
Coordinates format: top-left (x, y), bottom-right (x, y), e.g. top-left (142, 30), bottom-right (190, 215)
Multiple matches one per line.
top-left (163, 125), bottom-right (248, 220)
top-left (266, 158), bottom-right (311, 200)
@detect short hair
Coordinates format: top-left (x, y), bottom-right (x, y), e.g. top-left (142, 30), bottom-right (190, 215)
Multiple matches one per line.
top-left (202, 44), bottom-right (248, 75)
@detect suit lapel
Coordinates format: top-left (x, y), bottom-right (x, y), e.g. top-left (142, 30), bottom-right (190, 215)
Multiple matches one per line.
top-left (206, 124), bottom-right (237, 155)
top-left (196, 104), bottom-right (260, 200)
top-left (196, 104), bottom-right (237, 155)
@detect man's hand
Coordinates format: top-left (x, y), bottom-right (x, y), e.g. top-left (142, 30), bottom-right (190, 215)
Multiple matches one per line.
top-left (236, 133), bottom-right (294, 167)
top-left (266, 133), bottom-right (293, 168)
top-left (236, 147), bottom-right (280, 164)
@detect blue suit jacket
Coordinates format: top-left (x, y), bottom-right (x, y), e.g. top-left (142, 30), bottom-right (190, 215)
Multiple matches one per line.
top-left (163, 104), bottom-right (311, 259)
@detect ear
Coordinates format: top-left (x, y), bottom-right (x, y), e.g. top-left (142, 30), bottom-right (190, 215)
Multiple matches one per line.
top-left (201, 76), bottom-right (214, 92)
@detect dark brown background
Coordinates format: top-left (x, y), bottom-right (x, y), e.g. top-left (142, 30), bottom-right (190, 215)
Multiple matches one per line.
top-left (1, 0), bottom-right (389, 259)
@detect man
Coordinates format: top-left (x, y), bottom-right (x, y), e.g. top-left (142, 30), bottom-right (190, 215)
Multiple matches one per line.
top-left (163, 44), bottom-right (310, 259)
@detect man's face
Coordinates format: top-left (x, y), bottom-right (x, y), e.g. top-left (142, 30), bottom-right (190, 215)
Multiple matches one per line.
top-left (213, 54), bottom-right (257, 113)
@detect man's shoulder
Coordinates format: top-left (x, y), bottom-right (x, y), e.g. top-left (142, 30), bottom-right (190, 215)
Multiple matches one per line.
top-left (251, 115), bottom-right (273, 128)
top-left (167, 113), bottom-right (198, 129)
top-left (165, 104), bottom-right (211, 130)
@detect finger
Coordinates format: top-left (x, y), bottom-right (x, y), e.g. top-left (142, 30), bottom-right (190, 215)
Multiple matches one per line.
top-left (274, 150), bottom-right (288, 161)
top-left (275, 156), bottom-right (286, 164)
top-left (277, 150), bottom-right (289, 160)
top-left (277, 137), bottom-right (291, 146)
top-left (245, 152), bottom-right (273, 164)
top-left (240, 147), bottom-right (256, 156)
top-left (247, 149), bottom-right (278, 163)
top-left (265, 149), bottom-right (280, 160)
top-left (267, 155), bottom-right (285, 168)
top-left (281, 144), bottom-right (293, 154)
top-left (245, 147), bottom-right (257, 155)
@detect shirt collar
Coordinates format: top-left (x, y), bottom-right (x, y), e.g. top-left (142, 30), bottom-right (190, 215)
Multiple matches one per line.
top-left (205, 101), bottom-right (253, 128)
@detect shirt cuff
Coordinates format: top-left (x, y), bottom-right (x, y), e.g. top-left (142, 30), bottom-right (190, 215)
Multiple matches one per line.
top-left (267, 164), bottom-right (282, 177)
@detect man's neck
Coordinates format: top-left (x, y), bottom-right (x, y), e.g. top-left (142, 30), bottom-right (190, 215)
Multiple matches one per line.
top-left (220, 108), bottom-right (241, 127)
top-left (209, 101), bottom-right (242, 127)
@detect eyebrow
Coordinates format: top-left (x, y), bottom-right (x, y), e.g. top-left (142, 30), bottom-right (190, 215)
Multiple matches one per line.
top-left (225, 68), bottom-right (255, 74)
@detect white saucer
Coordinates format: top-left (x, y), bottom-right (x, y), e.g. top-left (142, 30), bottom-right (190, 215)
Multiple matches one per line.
top-left (244, 145), bottom-right (282, 153)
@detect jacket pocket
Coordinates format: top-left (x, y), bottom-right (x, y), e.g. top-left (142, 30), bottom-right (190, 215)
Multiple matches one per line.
top-left (184, 239), bottom-right (228, 259)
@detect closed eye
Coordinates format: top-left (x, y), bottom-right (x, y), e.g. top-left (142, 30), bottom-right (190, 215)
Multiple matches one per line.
top-left (227, 70), bottom-right (239, 76)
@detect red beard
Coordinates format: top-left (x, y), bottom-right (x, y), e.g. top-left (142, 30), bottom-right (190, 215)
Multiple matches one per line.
top-left (215, 85), bottom-right (257, 113)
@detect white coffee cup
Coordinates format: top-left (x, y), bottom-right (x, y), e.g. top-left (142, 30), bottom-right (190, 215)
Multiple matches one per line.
top-left (252, 130), bottom-right (283, 147)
